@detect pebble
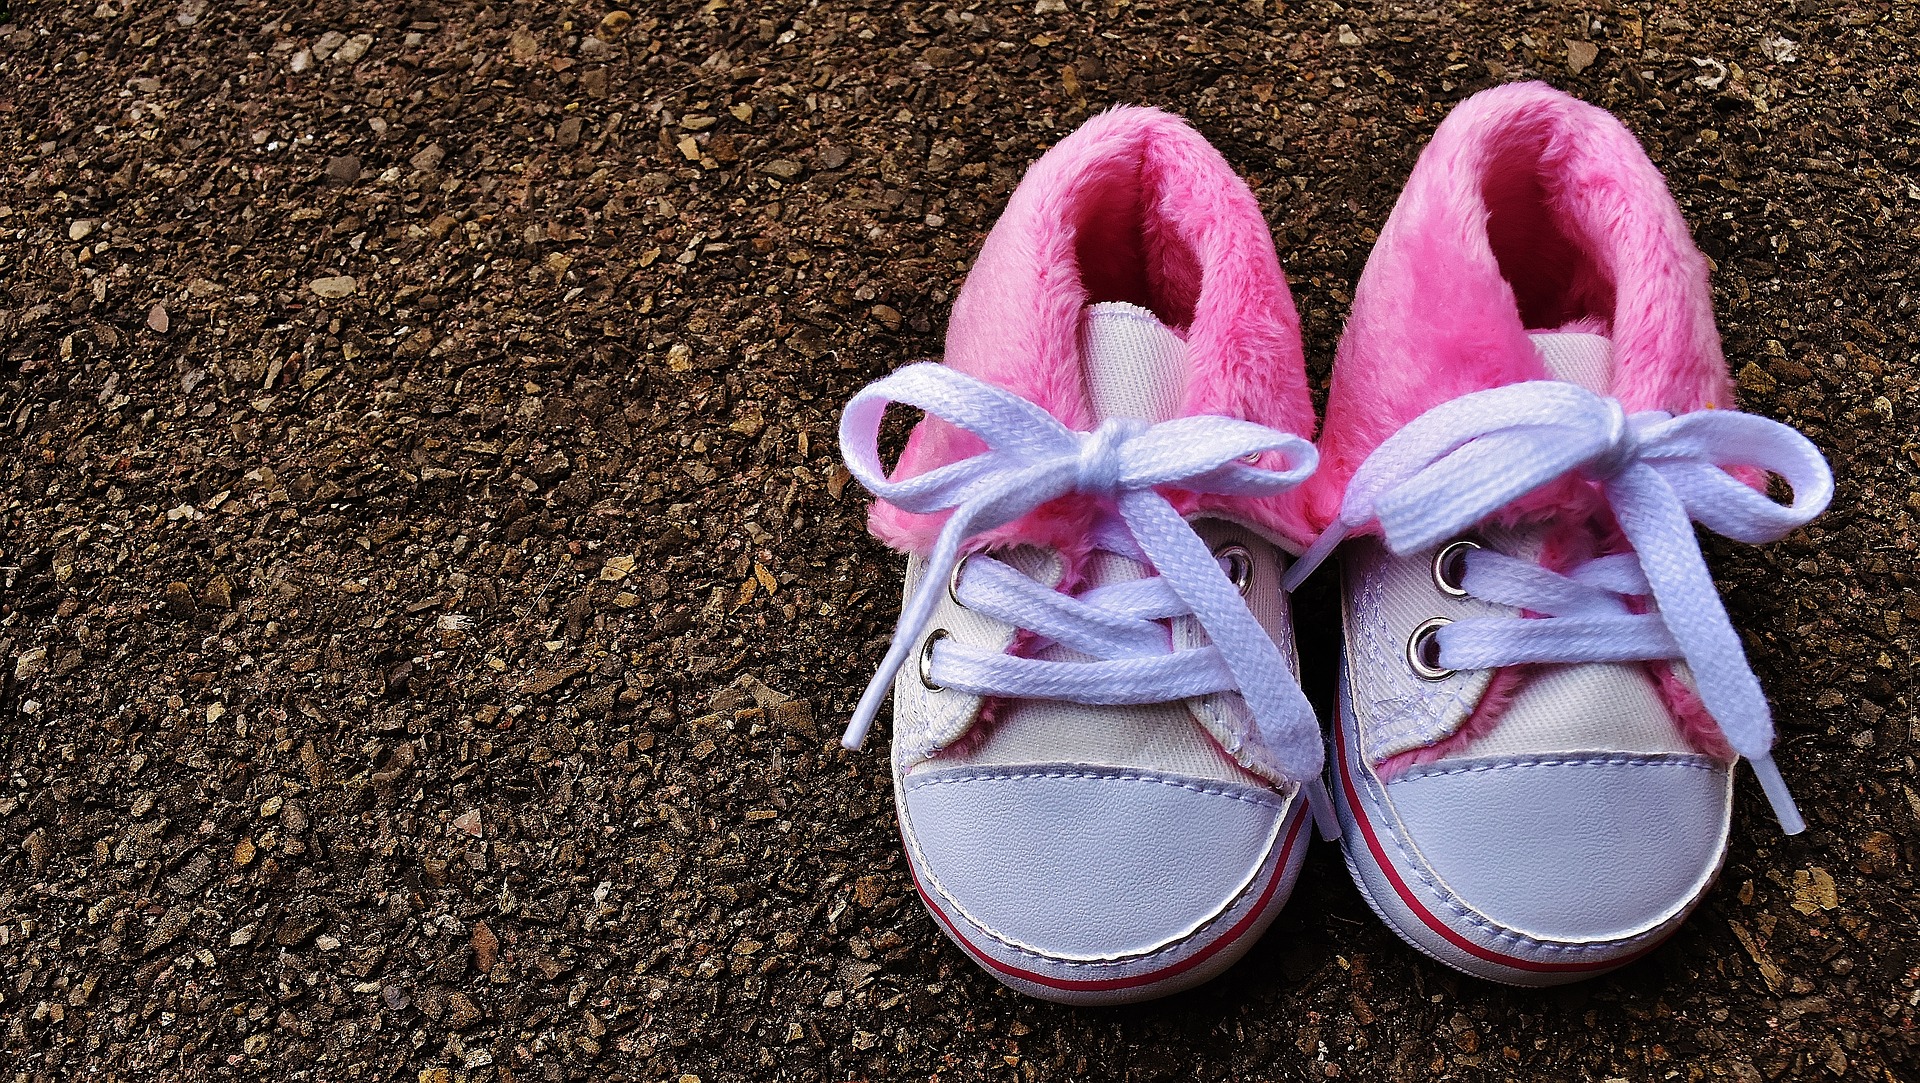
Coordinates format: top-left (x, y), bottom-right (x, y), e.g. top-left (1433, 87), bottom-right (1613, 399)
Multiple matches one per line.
top-left (1791, 867), bottom-right (1839, 914)
top-left (201, 573), bottom-right (234, 609)
top-left (444, 992), bottom-right (480, 1029)
top-left (471, 922), bottom-right (500, 973)
top-left (163, 580), bottom-right (198, 616)
top-left (144, 906), bottom-right (191, 954)
top-left (1858, 831), bottom-right (1899, 876)
top-left (326, 155), bottom-right (361, 183)
top-left (333, 33), bottom-right (372, 63)
top-left (596, 11), bottom-right (632, 40)
top-left (309, 275), bottom-right (358, 298)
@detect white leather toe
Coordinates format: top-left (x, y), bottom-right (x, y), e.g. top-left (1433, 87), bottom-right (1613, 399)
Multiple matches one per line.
top-left (1383, 753), bottom-right (1732, 943)
top-left (900, 764), bottom-right (1289, 961)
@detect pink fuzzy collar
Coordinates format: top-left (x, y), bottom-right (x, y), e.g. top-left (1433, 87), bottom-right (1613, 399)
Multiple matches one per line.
top-left (867, 105), bottom-right (1317, 557)
top-left (1316, 84), bottom-right (1744, 764)
top-left (1303, 81), bottom-right (1735, 529)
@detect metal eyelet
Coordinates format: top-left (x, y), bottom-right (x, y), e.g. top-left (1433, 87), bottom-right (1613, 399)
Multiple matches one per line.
top-left (1406, 617), bottom-right (1454, 681)
top-left (918, 629), bottom-right (950, 691)
top-left (1431, 539), bottom-right (1482, 598)
top-left (1213, 543), bottom-right (1254, 594)
top-left (946, 552), bottom-right (975, 608)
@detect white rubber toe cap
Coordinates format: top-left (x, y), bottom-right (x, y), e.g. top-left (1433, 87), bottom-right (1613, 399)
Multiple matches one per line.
top-left (898, 764), bottom-right (1304, 1003)
top-left (1383, 753), bottom-right (1732, 943)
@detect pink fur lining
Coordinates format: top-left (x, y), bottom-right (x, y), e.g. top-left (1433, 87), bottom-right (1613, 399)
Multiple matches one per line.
top-left (1649, 660), bottom-right (1736, 760)
top-left (1304, 82), bottom-right (1735, 529)
top-left (1379, 665), bottom-right (1529, 777)
top-left (867, 105), bottom-right (1316, 556)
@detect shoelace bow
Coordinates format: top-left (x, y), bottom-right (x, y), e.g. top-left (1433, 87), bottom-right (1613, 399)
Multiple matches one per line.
top-left (840, 362), bottom-right (1336, 834)
top-left (1280, 380), bottom-right (1834, 834)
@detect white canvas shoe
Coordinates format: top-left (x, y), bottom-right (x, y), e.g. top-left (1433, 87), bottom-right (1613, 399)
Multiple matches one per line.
top-left (1289, 85), bottom-right (1833, 985)
top-left (836, 108), bottom-right (1332, 1004)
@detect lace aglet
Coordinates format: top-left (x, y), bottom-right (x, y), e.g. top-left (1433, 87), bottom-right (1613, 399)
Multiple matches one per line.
top-left (1749, 753), bottom-right (1805, 835)
top-left (840, 718), bottom-right (872, 751)
top-left (840, 681), bottom-right (891, 751)
top-left (1280, 523), bottom-right (1349, 593)
top-left (1304, 777), bottom-right (1342, 841)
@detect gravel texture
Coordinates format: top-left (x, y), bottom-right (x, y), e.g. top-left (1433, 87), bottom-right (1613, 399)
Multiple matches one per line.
top-left (2, 1), bottom-right (1916, 1080)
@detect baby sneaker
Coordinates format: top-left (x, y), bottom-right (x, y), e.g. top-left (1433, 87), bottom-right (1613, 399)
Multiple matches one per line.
top-left (837, 107), bottom-right (1335, 1004)
top-left (1285, 83), bottom-right (1833, 985)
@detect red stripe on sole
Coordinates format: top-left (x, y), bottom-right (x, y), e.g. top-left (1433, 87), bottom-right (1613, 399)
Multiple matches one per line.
top-left (1334, 720), bottom-right (1670, 975)
top-left (909, 806), bottom-right (1307, 994)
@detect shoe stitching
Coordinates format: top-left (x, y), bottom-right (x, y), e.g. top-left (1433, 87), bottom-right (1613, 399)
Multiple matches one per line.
top-left (904, 769), bottom-right (1290, 812)
top-left (1395, 754), bottom-right (1722, 782)
top-left (1341, 553), bottom-right (1491, 762)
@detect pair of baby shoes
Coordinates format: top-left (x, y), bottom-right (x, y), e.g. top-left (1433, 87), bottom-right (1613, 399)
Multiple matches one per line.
top-left (836, 83), bottom-right (1834, 1003)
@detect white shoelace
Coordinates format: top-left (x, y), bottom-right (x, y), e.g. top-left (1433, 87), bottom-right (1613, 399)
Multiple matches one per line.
top-left (840, 362), bottom-right (1337, 834)
top-left (1281, 380), bottom-right (1833, 834)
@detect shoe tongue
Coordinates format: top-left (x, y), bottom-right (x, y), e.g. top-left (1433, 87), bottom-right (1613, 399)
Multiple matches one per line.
top-left (960, 304), bottom-right (1252, 787)
top-left (1529, 330), bottom-right (1614, 395)
top-left (1500, 331), bottom-right (1614, 570)
top-left (1080, 301), bottom-right (1189, 424)
top-left (1076, 302), bottom-right (1190, 585)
